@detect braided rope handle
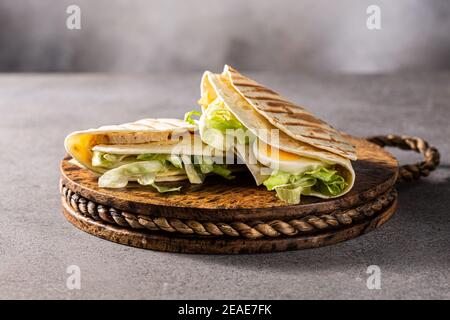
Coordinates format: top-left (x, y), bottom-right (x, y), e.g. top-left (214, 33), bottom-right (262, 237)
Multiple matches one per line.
top-left (367, 135), bottom-right (440, 182)
top-left (62, 185), bottom-right (397, 239)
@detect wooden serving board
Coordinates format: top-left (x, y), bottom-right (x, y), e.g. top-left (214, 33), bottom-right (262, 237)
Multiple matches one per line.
top-left (60, 136), bottom-right (399, 254)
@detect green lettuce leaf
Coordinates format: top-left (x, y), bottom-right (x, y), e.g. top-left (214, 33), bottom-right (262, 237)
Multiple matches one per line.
top-left (96, 151), bottom-right (236, 191)
top-left (198, 98), bottom-right (254, 151)
top-left (98, 161), bottom-right (182, 193)
top-left (263, 171), bottom-right (291, 190)
top-left (180, 155), bottom-right (205, 184)
top-left (193, 155), bottom-right (235, 180)
top-left (136, 173), bottom-right (157, 186)
top-left (203, 99), bottom-right (245, 132)
top-left (199, 162), bottom-right (213, 174)
top-left (136, 153), bottom-right (166, 162)
top-left (136, 153), bottom-right (183, 169)
top-left (274, 185), bottom-right (305, 205)
top-left (304, 167), bottom-right (347, 196)
top-left (135, 172), bottom-right (181, 193)
top-left (211, 164), bottom-right (234, 180)
top-left (92, 151), bottom-right (132, 169)
top-left (184, 110), bottom-right (201, 126)
top-left (200, 127), bottom-right (231, 151)
top-left (151, 184), bottom-right (182, 193)
top-left (98, 161), bottom-right (163, 188)
top-left (194, 155), bottom-right (214, 174)
top-left (167, 154), bottom-right (183, 169)
top-left (263, 167), bottom-right (348, 204)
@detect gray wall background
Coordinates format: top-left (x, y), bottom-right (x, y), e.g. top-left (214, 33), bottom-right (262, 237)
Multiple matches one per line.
top-left (0, 0), bottom-right (449, 73)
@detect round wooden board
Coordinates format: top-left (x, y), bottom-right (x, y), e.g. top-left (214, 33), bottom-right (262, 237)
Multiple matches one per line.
top-left (62, 196), bottom-right (398, 254)
top-left (61, 136), bottom-right (399, 222)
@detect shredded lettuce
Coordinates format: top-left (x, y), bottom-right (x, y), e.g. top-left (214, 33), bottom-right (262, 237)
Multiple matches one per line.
top-left (99, 161), bottom-right (163, 188)
top-left (195, 155), bottom-right (214, 174)
top-left (200, 127), bottom-right (231, 151)
top-left (137, 173), bottom-right (157, 186)
top-left (211, 164), bottom-right (234, 180)
top-left (93, 152), bottom-right (184, 170)
top-left (134, 170), bottom-right (181, 193)
top-left (136, 153), bottom-right (183, 169)
top-left (193, 155), bottom-right (235, 180)
top-left (198, 98), bottom-right (254, 151)
top-left (180, 155), bottom-right (205, 184)
top-left (272, 185), bottom-right (304, 205)
top-left (151, 184), bottom-right (182, 193)
top-left (166, 154), bottom-right (183, 169)
top-left (98, 161), bottom-right (182, 193)
top-left (180, 155), bottom-right (234, 183)
top-left (203, 99), bottom-right (245, 132)
top-left (262, 171), bottom-right (291, 190)
top-left (95, 151), bottom-right (234, 192)
top-left (307, 167), bottom-right (347, 196)
top-left (263, 167), bottom-right (348, 204)
top-left (184, 110), bottom-right (201, 126)
top-left (136, 153), bottom-right (166, 162)
top-left (92, 151), bottom-right (133, 169)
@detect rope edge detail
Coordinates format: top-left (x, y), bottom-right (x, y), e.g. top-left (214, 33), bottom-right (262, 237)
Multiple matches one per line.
top-left (61, 184), bottom-right (397, 239)
top-left (367, 135), bottom-right (440, 182)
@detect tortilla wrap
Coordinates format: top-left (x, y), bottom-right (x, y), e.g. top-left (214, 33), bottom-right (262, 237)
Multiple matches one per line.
top-left (65, 118), bottom-right (237, 184)
top-left (224, 65), bottom-right (356, 160)
top-left (200, 68), bottom-right (355, 198)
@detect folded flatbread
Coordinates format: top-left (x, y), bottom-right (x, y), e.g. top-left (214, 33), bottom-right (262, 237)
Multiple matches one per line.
top-left (193, 65), bottom-right (356, 204)
top-left (65, 118), bottom-right (240, 192)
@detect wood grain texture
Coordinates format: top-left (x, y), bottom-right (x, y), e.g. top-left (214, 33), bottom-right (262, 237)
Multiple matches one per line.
top-left (60, 136), bottom-right (398, 222)
top-left (61, 187), bottom-right (397, 239)
top-left (62, 197), bottom-right (398, 254)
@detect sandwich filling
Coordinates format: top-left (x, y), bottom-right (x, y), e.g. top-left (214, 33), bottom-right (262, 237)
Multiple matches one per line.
top-left (186, 67), bottom-right (355, 205)
top-left (92, 150), bottom-right (234, 192)
top-left (186, 98), bottom-right (348, 204)
top-left (64, 118), bottom-right (238, 194)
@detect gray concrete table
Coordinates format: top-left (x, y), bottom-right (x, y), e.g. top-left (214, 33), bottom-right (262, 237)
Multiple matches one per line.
top-left (0, 72), bottom-right (448, 299)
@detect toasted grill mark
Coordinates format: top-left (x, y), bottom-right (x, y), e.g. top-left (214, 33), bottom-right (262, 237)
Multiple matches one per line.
top-left (259, 106), bottom-right (290, 113)
top-left (259, 104), bottom-right (331, 130)
top-left (247, 87), bottom-right (279, 95)
top-left (227, 66), bottom-right (356, 158)
top-left (233, 81), bottom-right (261, 87)
top-left (303, 135), bottom-right (351, 153)
top-left (281, 120), bottom-right (328, 129)
top-left (289, 112), bottom-right (327, 125)
top-left (235, 83), bottom-right (279, 95)
top-left (272, 116), bottom-right (327, 131)
top-left (266, 101), bottom-right (298, 108)
top-left (274, 117), bottom-right (351, 152)
top-left (304, 127), bottom-right (330, 135)
top-left (247, 95), bottom-right (291, 104)
top-left (262, 106), bottom-right (328, 127)
top-left (307, 133), bottom-right (341, 144)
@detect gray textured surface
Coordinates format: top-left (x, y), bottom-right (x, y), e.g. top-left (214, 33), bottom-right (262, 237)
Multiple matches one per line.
top-left (1, 0), bottom-right (450, 73)
top-left (0, 72), bottom-right (449, 299)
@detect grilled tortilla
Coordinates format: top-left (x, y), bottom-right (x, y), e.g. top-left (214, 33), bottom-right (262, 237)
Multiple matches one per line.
top-left (195, 66), bottom-right (356, 203)
top-left (65, 118), bottom-right (240, 191)
top-left (65, 118), bottom-right (196, 173)
top-left (225, 65), bottom-right (356, 160)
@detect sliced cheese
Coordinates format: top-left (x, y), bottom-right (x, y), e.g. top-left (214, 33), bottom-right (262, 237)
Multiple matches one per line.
top-left (253, 140), bottom-right (325, 175)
